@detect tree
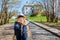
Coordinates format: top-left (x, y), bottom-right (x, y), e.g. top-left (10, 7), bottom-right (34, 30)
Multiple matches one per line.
top-left (43, 0), bottom-right (50, 22)
top-left (43, 0), bottom-right (58, 22)
top-left (0, 0), bottom-right (21, 24)
top-left (49, 0), bottom-right (58, 22)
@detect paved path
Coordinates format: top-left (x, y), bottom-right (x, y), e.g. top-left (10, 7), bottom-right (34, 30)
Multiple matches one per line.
top-left (0, 23), bottom-right (60, 40)
top-left (29, 23), bottom-right (60, 40)
top-left (0, 23), bottom-right (14, 40)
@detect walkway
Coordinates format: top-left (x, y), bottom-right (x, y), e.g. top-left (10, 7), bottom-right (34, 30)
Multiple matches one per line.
top-left (0, 22), bottom-right (60, 40)
top-left (29, 23), bottom-right (60, 40)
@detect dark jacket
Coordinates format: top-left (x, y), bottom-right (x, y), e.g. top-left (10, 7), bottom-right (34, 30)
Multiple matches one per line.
top-left (14, 21), bottom-right (27, 40)
top-left (14, 21), bottom-right (27, 35)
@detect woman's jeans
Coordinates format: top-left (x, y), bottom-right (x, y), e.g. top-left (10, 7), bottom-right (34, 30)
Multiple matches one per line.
top-left (22, 33), bottom-right (27, 40)
top-left (22, 25), bottom-right (27, 40)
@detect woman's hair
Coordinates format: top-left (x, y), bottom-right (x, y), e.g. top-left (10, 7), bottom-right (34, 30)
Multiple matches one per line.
top-left (17, 14), bottom-right (25, 19)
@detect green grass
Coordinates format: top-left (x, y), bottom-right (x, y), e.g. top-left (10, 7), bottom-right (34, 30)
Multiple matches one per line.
top-left (27, 13), bottom-right (47, 22)
top-left (9, 18), bottom-right (16, 23)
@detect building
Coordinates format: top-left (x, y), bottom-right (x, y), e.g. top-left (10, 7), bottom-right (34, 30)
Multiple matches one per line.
top-left (22, 2), bottom-right (43, 15)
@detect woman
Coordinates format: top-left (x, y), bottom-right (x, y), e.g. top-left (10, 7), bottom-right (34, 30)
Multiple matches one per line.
top-left (14, 14), bottom-right (31, 40)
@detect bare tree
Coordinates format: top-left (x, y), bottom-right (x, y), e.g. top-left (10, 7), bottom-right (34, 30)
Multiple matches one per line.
top-left (0, 0), bottom-right (21, 24)
top-left (43, 0), bottom-right (50, 22)
top-left (43, 0), bottom-right (58, 22)
top-left (49, 0), bottom-right (58, 22)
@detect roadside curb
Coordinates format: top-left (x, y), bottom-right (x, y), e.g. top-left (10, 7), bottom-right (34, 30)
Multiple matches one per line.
top-left (29, 21), bottom-right (60, 38)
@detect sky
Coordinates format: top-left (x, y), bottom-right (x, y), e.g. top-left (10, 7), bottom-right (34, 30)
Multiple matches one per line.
top-left (0, 0), bottom-right (43, 14)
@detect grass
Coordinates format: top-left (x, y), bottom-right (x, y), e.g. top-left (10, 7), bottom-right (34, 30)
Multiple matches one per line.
top-left (27, 13), bottom-right (47, 22)
top-left (9, 18), bottom-right (16, 23)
